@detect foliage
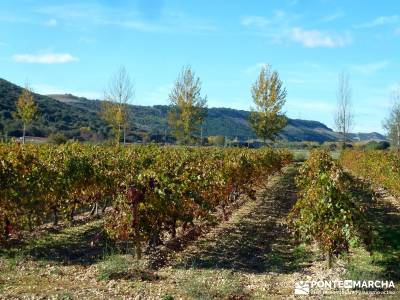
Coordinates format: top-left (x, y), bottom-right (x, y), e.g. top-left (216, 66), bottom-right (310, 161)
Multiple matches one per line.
top-left (0, 78), bottom-right (109, 139)
top-left (249, 65), bottom-right (287, 142)
top-left (101, 67), bottom-right (134, 145)
top-left (383, 91), bottom-right (400, 150)
top-left (14, 84), bottom-right (38, 143)
top-left (168, 66), bottom-right (208, 144)
top-left (363, 141), bottom-right (390, 151)
top-left (340, 150), bottom-right (400, 197)
top-left (289, 149), bottom-right (364, 267)
top-left (100, 101), bottom-right (126, 144)
top-left (207, 135), bottom-right (225, 146)
top-left (0, 143), bottom-right (291, 254)
top-left (48, 132), bottom-right (68, 145)
top-left (1, 78), bottom-right (386, 143)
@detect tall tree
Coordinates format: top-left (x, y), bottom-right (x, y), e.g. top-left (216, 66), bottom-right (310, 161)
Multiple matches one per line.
top-left (101, 66), bottom-right (134, 145)
top-left (334, 71), bottom-right (354, 149)
top-left (14, 83), bottom-right (38, 144)
top-left (383, 89), bottom-right (400, 151)
top-left (249, 65), bottom-right (287, 143)
top-left (168, 66), bottom-right (207, 144)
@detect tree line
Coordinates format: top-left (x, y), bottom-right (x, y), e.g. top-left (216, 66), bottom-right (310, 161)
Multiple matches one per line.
top-left (98, 65), bottom-right (288, 145)
top-left (12, 65), bottom-right (400, 148)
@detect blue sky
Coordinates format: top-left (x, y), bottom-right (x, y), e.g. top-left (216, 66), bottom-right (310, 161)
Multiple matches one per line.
top-left (1, 0), bottom-right (400, 133)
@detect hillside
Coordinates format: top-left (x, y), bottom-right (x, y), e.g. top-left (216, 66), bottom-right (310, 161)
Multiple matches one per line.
top-left (0, 78), bottom-right (386, 142)
top-left (0, 79), bottom-right (108, 139)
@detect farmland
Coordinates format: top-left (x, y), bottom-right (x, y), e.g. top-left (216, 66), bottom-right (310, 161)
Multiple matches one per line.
top-left (0, 144), bottom-right (399, 299)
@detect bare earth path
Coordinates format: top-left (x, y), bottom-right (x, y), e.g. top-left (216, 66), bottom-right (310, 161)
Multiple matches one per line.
top-left (171, 165), bottom-right (300, 274)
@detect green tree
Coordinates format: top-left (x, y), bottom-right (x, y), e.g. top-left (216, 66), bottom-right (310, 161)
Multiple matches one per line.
top-left (208, 135), bottom-right (225, 147)
top-left (383, 89), bottom-right (400, 151)
top-left (168, 66), bottom-right (208, 144)
top-left (249, 65), bottom-right (287, 143)
top-left (14, 83), bottom-right (38, 144)
top-left (101, 67), bottom-right (134, 145)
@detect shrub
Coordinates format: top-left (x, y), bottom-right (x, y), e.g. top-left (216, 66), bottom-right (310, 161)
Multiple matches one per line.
top-left (340, 149), bottom-right (400, 197)
top-left (289, 149), bottom-right (364, 267)
top-left (48, 132), bottom-right (68, 145)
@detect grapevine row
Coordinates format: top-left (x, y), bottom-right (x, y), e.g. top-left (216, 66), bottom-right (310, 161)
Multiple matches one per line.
top-left (288, 149), bottom-right (365, 267)
top-left (0, 143), bottom-right (291, 255)
top-left (340, 150), bottom-right (400, 198)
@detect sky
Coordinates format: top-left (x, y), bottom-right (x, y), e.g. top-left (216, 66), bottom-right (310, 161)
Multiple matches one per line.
top-left (1, 0), bottom-right (400, 133)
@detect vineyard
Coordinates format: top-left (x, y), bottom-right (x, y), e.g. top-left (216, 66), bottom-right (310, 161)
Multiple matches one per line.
top-left (1, 145), bottom-right (399, 298)
top-left (340, 150), bottom-right (400, 197)
top-left (0, 143), bottom-right (291, 254)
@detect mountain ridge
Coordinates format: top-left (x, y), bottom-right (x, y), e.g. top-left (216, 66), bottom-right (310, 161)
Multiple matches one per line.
top-left (0, 78), bottom-right (386, 142)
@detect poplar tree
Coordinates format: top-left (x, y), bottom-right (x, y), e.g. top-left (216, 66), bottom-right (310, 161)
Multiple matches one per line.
top-left (168, 66), bottom-right (208, 144)
top-left (15, 83), bottom-right (38, 144)
top-left (249, 65), bottom-right (287, 143)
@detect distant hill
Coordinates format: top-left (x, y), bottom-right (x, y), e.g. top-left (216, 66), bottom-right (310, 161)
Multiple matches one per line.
top-left (0, 79), bottom-right (108, 139)
top-left (0, 78), bottom-right (386, 142)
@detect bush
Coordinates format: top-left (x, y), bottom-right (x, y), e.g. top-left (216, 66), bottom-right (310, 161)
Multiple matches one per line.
top-left (322, 142), bottom-right (338, 151)
top-left (48, 132), bottom-right (68, 145)
top-left (340, 149), bottom-right (400, 197)
top-left (289, 149), bottom-right (364, 267)
top-left (363, 141), bottom-right (390, 151)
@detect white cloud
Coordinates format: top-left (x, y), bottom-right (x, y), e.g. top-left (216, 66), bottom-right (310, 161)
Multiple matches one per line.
top-left (241, 16), bottom-right (270, 27)
top-left (240, 11), bottom-right (289, 30)
top-left (351, 61), bottom-right (389, 75)
top-left (44, 18), bottom-right (57, 27)
top-left (322, 10), bottom-right (345, 22)
top-left (12, 53), bottom-right (78, 64)
top-left (356, 15), bottom-right (399, 28)
top-left (240, 12), bottom-right (351, 48)
top-left (291, 27), bottom-right (351, 48)
top-left (37, 4), bottom-right (216, 34)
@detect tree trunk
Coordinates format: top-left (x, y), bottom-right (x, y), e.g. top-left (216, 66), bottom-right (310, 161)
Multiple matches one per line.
top-left (123, 127), bottom-right (126, 145)
top-left (22, 123), bottom-right (26, 144)
top-left (90, 202), bottom-right (98, 216)
top-left (69, 202), bottom-right (76, 222)
top-left (28, 211), bottom-right (33, 232)
top-left (132, 200), bottom-right (141, 259)
top-left (328, 251), bottom-right (333, 268)
top-left (102, 197), bottom-right (109, 214)
top-left (171, 218), bottom-right (177, 239)
top-left (397, 122), bottom-right (400, 152)
top-left (52, 207), bottom-right (58, 226)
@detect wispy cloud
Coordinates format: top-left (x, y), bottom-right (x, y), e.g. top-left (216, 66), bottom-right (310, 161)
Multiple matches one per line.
top-left (322, 10), bottom-right (345, 22)
top-left (351, 61), bottom-right (389, 75)
top-left (36, 3), bottom-right (216, 34)
top-left (356, 15), bottom-right (399, 28)
top-left (395, 27), bottom-right (400, 35)
top-left (241, 16), bottom-right (270, 27)
top-left (291, 27), bottom-right (351, 48)
top-left (13, 53), bottom-right (78, 64)
top-left (43, 18), bottom-right (57, 27)
top-left (240, 12), bottom-right (351, 48)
